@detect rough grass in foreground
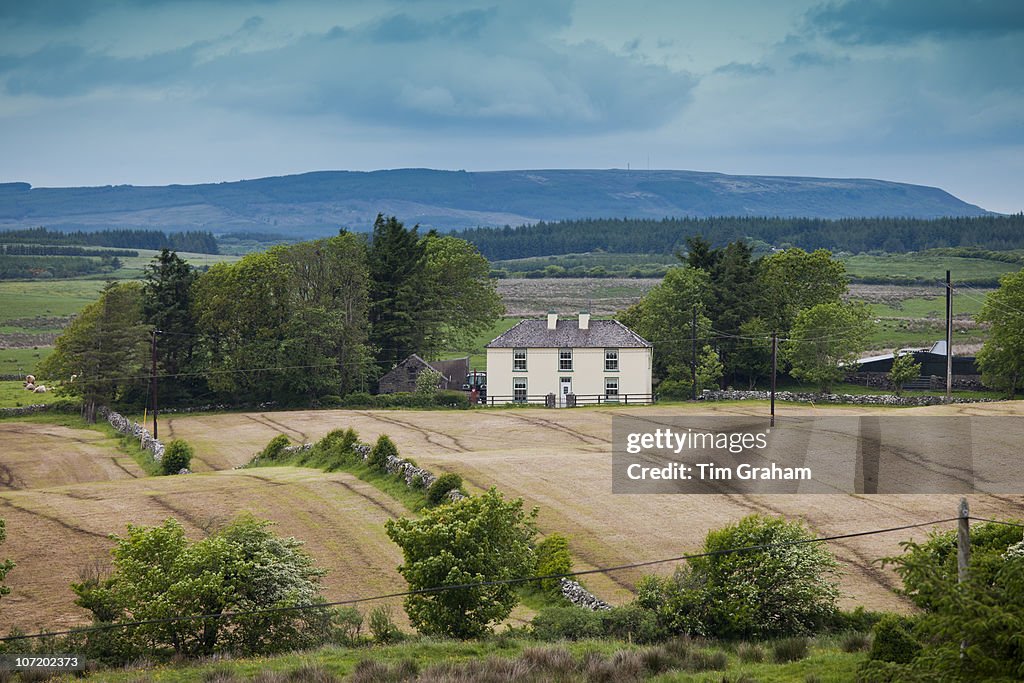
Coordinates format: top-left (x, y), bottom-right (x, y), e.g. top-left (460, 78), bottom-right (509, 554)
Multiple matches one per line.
top-left (45, 635), bottom-right (865, 682)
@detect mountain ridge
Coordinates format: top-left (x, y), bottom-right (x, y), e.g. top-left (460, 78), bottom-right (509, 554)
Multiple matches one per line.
top-left (0, 168), bottom-right (990, 235)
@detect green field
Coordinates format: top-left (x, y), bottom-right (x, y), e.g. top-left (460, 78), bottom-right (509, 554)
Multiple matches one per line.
top-left (0, 347), bottom-right (53, 378)
top-left (0, 378), bottom-right (62, 406)
top-left (840, 253), bottom-right (1019, 284)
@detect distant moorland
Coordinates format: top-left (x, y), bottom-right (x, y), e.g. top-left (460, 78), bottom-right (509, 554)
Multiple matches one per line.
top-left (0, 167), bottom-right (989, 235)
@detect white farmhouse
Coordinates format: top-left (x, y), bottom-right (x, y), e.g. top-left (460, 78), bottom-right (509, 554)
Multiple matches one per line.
top-left (485, 312), bottom-right (653, 405)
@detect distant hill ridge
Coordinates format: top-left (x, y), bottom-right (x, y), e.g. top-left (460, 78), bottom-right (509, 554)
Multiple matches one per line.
top-left (0, 169), bottom-right (989, 236)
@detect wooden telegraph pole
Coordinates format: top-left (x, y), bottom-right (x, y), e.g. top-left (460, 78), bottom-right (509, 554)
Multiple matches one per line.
top-left (958, 497), bottom-right (970, 658)
top-left (770, 331), bottom-right (777, 427)
top-left (946, 270), bottom-right (953, 403)
top-left (958, 497), bottom-right (970, 584)
top-left (691, 304), bottom-right (698, 401)
top-left (150, 329), bottom-right (159, 440)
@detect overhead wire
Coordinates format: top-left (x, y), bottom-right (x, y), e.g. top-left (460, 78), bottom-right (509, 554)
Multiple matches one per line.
top-left (0, 516), bottom-right (961, 644)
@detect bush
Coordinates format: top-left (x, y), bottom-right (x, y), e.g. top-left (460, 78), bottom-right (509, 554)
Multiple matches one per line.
top-left (330, 607), bottom-right (363, 646)
top-left (318, 394), bottom-right (342, 407)
top-left (868, 615), bottom-right (920, 664)
top-left (426, 472), bottom-right (464, 506)
top-left (385, 489), bottom-right (537, 639)
top-left (434, 390), bottom-right (470, 409)
top-left (531, 606), bottom-right (602, 641)
top-left (340, 392), bottom-right (374, 408)
top-left (368, 605), bottom-right (400, 644)
top-left (71, 515), bottom-right (329, 663)
top-left (534, 534), bottom-right (573, 594)
top-left (827, 606), bottom-right (885, 633)
top-left (258, 434), bottom-right (291, 462)
top-left (735, 642), bottom-right (765, 663)
top-left (599, 604), bottom-right (666, 644)
top-left (773, 636), bottom-right (810, 663)
top-left (841, 631), bottom-right (872, 653)
top-left (368, 435), bottom-right (398, 471)
top-left (161, 439), bottom-right (193, 475)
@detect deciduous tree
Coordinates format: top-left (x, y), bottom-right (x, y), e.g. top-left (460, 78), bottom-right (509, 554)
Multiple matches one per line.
top-left (784, 301), bottom-right (873, 393)
top-left (385, 488), bottom-right (537, 639)
top-left (72, 516), bottom-right (329, 661)
top-left (759, 248), bottom-right (847, 334)
top-left (976, 269), bottom-right (1024, 397)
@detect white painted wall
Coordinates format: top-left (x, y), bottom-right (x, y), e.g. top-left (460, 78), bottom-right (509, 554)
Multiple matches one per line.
top-left (486, 346), bottom-right (651, 401)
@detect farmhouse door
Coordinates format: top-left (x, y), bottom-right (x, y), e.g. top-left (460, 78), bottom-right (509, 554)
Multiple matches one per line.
top-left (560, 377), bottom-right (572, 407)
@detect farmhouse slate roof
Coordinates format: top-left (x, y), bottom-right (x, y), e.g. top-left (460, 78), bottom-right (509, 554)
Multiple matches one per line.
top-left (486, 319), bottom-right (652, 348)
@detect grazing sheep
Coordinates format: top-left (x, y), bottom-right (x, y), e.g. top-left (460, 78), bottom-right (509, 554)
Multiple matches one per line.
top-left (33, 385), bottom-right (47, 393)
top-left (25, 374), bottom-right (35, 384)
top-left (24, 383), bottom-right (36, 391)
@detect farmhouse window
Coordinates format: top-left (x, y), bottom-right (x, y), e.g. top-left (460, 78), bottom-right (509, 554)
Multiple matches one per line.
top-left (559, 348), bottom-right (573, 371)
top-left (513, 348), bottom-right (527, 371)
top-left (605, 377), bottom-right (619, 400)
top-left (605, 349), bottom-right (619, 371)
top-left (513, 377), bottom-right (528, 402)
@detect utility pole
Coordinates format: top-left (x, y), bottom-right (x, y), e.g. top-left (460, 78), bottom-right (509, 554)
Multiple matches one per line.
top-left (150, 329), bottom-right (159, 440)
top-left (946, 270), bottom-right (953, 403)
top-left (691, 305), bottom-right (698, 401)
top-left (958, 497), bottom-right (970, 584)
top-left (958, 497), bottom-right (970, 658)
top-left (770, 331), bottom-right (778, 427)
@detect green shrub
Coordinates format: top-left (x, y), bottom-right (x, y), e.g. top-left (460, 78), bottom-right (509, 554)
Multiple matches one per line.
top-left (258, 434), bottom-right (291, 461)
top-left (318, 428), bottom-right (359, 463)
top-left (367, 605), bottom-right (400, 644)
top-left (340, 392), bottom-right (375, 408)
top-left (531, 606), bottom-right (602, 641)
top-left (599, 604), bottom-right (666, 644)
top-left (841, 631), bottom-right (872, 653)
top-left (534, 534), bottom-right (573, 594)
top-left (330, 607), bottom-right (363, 646)
top-left (868, 615), bottom-right (920, 664)
top-left (426, 473), bottom-right (464, 506)
top-left (434, 391), bottom-right (470, 409)
top-left (772, 636), bottom-right (810, 663)
top-left (736, 642), bottom-right (765, 663)
top-left (827, 606), bottom-right (885, 633)
top-left (368, 435), bottom-right (398, 471)
top-left (161, 439), bottom-right (193, 475)
top-left (318, 394), bottom-right (342, 407)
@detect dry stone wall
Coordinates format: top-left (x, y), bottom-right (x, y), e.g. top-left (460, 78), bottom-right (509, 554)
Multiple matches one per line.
top-left (701, 389), bottom-right (995, 406)
top-left (99, 406), bottom-right (165, 462)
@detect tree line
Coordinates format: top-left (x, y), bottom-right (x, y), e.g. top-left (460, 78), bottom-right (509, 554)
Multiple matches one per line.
top-left (38, 215), bottom-right (502, 417)
top-left (0, 227), bottom-right (218, 254)
top-left (621, 238), bottom-right (871, 395)
top-left (0, 244), bottom-right (138, 257)
top-left (454, 214), bottom-right (1024, 260)
top-left (0, 254), bottom-right (122, 280)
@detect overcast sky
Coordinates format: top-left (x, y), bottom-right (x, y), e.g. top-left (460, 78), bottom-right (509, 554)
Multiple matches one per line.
top-left (0, 0), bottom-right (1021, 213)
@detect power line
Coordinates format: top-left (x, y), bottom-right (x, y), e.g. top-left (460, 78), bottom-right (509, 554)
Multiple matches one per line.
top-left (967, 517), bottom-right (1024, 529)
top-left (0, 516), bottom-right (960, 644)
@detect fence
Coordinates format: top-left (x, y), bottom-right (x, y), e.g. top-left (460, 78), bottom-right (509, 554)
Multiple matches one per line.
top-left (485, 393), bottom-right (655, 407)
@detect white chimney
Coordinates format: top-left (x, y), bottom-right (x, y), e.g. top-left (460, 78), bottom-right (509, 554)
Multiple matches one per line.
top-left (579, 311), bottom-right (590, 330)
top-left (547, 311), bottom-right (558, 330)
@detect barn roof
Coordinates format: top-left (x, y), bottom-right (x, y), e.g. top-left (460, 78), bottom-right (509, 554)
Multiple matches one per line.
top-left (486, 319), bottom-right (652, 349)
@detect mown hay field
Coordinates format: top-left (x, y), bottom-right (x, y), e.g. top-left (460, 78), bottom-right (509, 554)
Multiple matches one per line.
top-left (162, 402), bottom-right (1024, 613)
top-left (3, 401), bottom-right (1023, 634)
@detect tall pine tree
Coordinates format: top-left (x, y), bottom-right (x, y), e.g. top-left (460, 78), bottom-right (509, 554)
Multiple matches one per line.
top-left (368, 215), bottom-right (429, 370)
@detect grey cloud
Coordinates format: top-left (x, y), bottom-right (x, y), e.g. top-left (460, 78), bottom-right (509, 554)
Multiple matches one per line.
top-left (713, 61), bottom-right (773, 76)
top-left (0, 1), bottom-right (696, 136)
top-left (807, 0), bottom-right (1024, 45)
top-left (366, 8), bottom-right (495, 43)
